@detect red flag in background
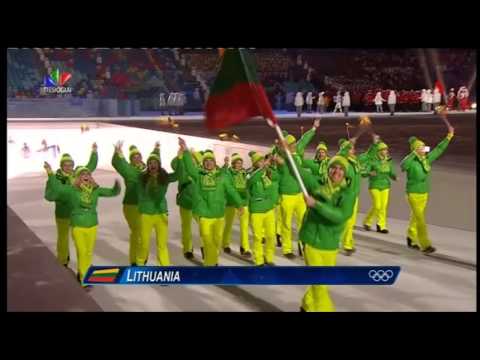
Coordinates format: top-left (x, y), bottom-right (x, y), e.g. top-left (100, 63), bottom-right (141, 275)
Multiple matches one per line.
top-left (435, 79), bottom-right (445, 95)
top-left (205, 49), bottom-right (276, 130)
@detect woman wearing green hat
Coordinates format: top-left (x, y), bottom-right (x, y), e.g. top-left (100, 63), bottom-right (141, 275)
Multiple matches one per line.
top-left (44, 163), bottom-right (120, 288)
top-left (362, 138), bottom-right (397, 233)
top-left (170, 149), bottom-right (203, 260)
top-left (277, 119), bottom-right (320, 258)
top-left (302, 141), bottom-right (330, 179)
top-left (221, 153), bottom-right (251, 258)
top-left (112, 141), bottom-right (160, 265)
top-left (336, 135), bottom-right (369, 255)
top-left (247, 151), bottom-right (280, 266)
top-left (136, 151), bottom-right (178, 266)
top-left (280, 144), bottom-right (356, 311)
top-left (401, 127), bottom-right (454, 253)
top-left (178, 137), bottom-right (244, 266)
top-left (46, 143), bottom-right (98, 267)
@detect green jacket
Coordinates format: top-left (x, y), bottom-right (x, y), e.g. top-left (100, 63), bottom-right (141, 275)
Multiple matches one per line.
top-left (277, 128), bottom-right (317, 195)
top-left (302, 157), bottom-right (330, 179)
top-left (247, 166), bottom-right (279, 213)
top-left (52, 151), bottom-right (98, 219)
top-left (337, 140), bottom-right (369, 197)
top-left (222, 167), bottom-right (249, 207)
top-left (111, 147), bottom-right (159, 205)
top-left (171, 155), bottom-right (195, 210)
top-left (296, 161), bottom-right (356, 250)
top-left (364, 154), bottom-right (397, 190)
top-left (400, 136), bottom-right (452, 194)
top-left (182, 150), bottom-right (243, 218)
top-left (136, 172), bottom-right (178, 215)
top-left (45, 174), bottom-right (120, 228)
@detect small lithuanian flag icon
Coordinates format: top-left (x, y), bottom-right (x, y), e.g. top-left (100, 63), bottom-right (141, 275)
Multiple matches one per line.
top-left (87, 268), bottom-right (120, 283)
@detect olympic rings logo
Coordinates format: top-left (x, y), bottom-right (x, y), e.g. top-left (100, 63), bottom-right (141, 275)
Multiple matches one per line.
top-left (368, 270), bottom-right (394, 282)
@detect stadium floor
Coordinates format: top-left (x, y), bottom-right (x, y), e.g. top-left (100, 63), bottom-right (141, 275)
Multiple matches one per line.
top-left (6, 120), bottom-right (476, 311)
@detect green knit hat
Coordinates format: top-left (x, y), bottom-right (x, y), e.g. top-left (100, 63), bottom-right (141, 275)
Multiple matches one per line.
top-left (328, 155), bottom-right (349, 172)
top-left (282, 130), bottom-right (297, 145)
top-left (74, 166), bottom-right (90, 178)
top-left (129, 145), bottom-right (141, 161)
top-left (338, 138), bottom-right (348, 148)
top-left (377, 142), bottom-right (389, 151)
top-left (316, 142), bottom-right (328, 152)
top-left (231, 153), bottom-right (243, 165)
top-left (409, 137), bottom-right (425, 152)
top-left (202, 150), bottom-right (215, 162)
top-left (249, 151), bottom-right (264, 166)
top-left (60, 153), bottom-right (74, 167)
top-left (192, 151), bottom-right (203, 165)
top-left (147, 153), bottom-right (160, 163)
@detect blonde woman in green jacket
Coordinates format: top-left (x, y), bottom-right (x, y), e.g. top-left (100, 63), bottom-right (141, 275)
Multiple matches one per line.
top-left (400, 127), bottom-right (454, 253)
top-left (47, 143), bottom-right (98, 267)
top-left (44, 163), bottom-right (120, 288)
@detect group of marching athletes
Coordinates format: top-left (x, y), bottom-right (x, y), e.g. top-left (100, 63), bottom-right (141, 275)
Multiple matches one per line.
top-left (43, 117), bottom-right (455, 310)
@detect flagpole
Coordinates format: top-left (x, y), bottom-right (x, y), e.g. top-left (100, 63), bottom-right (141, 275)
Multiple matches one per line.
top-left (266, 118), bottom-right (309, 197)
top-left (237, 49), bottom-right (309, 197)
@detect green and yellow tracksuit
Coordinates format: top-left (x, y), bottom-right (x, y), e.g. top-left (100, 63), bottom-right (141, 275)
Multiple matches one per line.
top-left (296, 156), bottom-right (356, 312)
top-left (182, 150), bottom-right (243, 266)
top-left (302, 156), bottom-right (330, 180)
top-left (171, 155), bottom-right (197, 255)
top-left (400, 134), bottom-right (453, 250)
top-left (111, 150), bottom-right (152, 264)
top-left (136, 168), bottom-right (178, 266)
top-left (44, 174), bottom-right (120, 285)
top-left (337, 140), bottom-right (369, 251)
top-left (221, 166), bottom-right (250, 252)
top-left (247, 166), bottom-right (279, 265)
top-left (277, 128), bottom-right (317, 255)
top-left (362, 143), bottom-right (397, 231)
top-left (49, 151), bottom-right (98, 266)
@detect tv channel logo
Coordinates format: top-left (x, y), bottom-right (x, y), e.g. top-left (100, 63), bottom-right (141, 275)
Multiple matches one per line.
top-left (41, 68), bottom-right (73, 94)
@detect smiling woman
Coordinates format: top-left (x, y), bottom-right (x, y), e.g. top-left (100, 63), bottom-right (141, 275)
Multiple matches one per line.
top-left (43, 161), bottom-right (121, 289)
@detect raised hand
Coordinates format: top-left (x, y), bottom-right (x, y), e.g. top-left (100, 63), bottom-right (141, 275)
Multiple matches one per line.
top-left (44, 161), bottom-right (52, 174)
top-left (178, 137), bottom-right (187, 151)
top-left (154, 141), bottom-right (160, 149)
top-left (304, 194), bottom-right (317, 208)
top-left (92, 142), bottom-right (98, 152)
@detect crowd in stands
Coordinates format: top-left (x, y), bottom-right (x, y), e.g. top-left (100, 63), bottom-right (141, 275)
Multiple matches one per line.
top-left (8, 48), bottom-right (476, 113)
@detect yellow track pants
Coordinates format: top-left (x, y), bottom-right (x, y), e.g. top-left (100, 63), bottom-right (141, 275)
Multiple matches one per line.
top-left (179, 207), bottom-right (194, 254)
top-left (250, 209), bottom-right (276, 265)
top-left (406, 193), bottom-right (431, 250)
top-left (122, 205), bottom-right (141, 264)
top-left (301, 244), bottom-right (338, 312)
top-left (342, 197), bottom-right (359, 250)
top-left (223, 206), bottom-right (250, 251)
top-left (363, 189), bottom-right (390, 230)
top-left (72, 226), bottom-right (98, 286)
top-left (137, 214), bottom-right (170, 266)
top-left (280, 193), bottom-right (306, 254)
top-left (199, 217), bottom-right (225, 266)
top-left (55, 217), bottom-right (70, 266)
top-left (275, 204), bottom-right (282, 236)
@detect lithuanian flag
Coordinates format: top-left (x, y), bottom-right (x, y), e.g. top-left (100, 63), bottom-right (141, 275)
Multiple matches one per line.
top-left (87, 268), bottom-right (120, 283)
top-left (205, 49), bottom-right (276, 130)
